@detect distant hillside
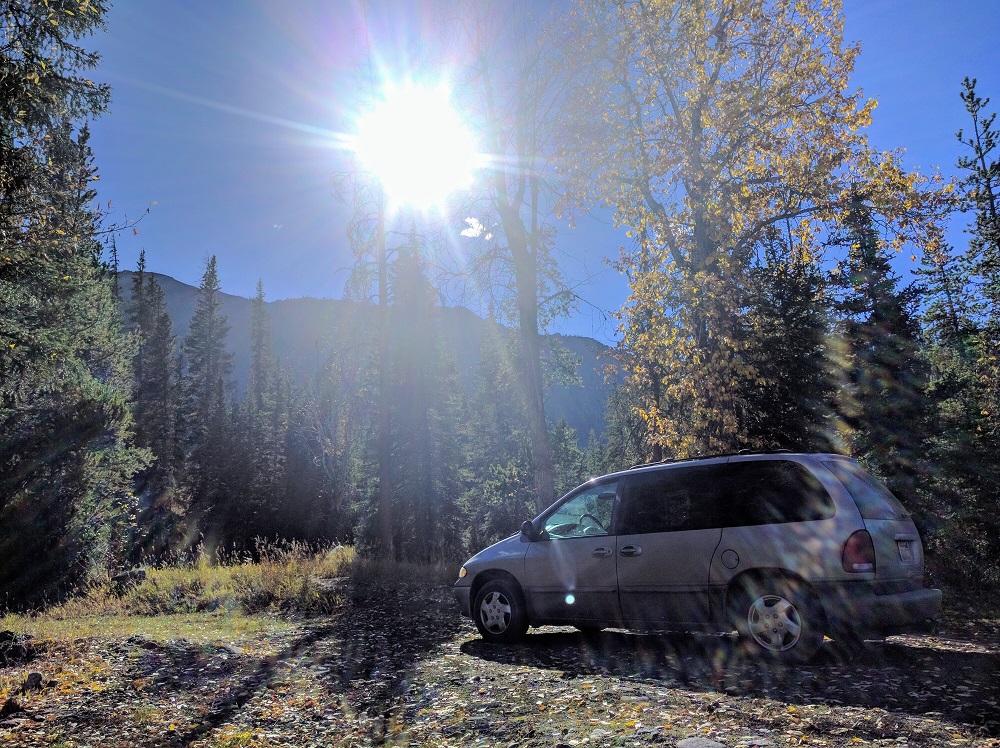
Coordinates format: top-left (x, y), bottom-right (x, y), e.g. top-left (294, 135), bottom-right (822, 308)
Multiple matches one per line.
top-left (118, 271), bottom-right (618, 442)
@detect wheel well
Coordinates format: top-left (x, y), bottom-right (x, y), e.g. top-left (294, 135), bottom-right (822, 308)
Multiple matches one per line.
top-left (725, 568), bottom-right (827, 627)
top-left (470, 569), bottom-right (524, 610)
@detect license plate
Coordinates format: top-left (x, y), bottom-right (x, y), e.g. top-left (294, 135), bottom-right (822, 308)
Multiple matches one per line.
top-left (897, 541), bottom-right (913, 562)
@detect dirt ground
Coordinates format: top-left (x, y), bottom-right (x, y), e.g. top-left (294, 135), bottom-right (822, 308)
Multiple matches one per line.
top-left (0, 580), bottom-right (997, 747)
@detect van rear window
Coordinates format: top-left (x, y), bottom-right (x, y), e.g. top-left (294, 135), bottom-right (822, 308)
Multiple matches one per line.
top-left (823, 460), bottom-right (909, 520)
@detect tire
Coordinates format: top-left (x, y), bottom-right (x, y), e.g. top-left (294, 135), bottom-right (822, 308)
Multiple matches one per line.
top-left (731, 576), bottom-right (823, 662)
top-left (473, 579), bottom-right (528, 644)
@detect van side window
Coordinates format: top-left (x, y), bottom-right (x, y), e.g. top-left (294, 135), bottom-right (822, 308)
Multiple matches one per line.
top-left (619, 466), bottom-right (722, 535)
top-left (722, 461), bottom-right (835, 526)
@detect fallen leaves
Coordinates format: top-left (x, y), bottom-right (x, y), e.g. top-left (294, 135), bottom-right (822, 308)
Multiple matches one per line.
top-left (0, 589), bottom-right (996, 747)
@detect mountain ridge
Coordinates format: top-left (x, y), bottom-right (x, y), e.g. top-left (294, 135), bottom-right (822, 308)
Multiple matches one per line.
top-left (118, 270), bottom-right (617, 442)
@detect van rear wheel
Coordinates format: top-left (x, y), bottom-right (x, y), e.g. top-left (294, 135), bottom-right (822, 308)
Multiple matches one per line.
top-left (732, 576), bottom-right (823, 662)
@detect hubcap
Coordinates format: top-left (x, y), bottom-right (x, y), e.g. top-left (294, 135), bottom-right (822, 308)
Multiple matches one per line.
top-left (479, 591), bottom-right (512, 634)
top-left (747, 594), bottom-right (802, 652)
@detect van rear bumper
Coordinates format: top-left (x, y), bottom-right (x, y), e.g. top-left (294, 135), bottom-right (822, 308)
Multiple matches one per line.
top-left (816, 582), bottom-right (942, 634)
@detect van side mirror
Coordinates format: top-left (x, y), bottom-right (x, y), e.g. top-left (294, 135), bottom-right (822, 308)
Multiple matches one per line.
top-left (520, 520), bottom-right (538, 541)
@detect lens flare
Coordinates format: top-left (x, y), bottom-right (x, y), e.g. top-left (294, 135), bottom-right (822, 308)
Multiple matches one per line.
top-left (354, 82), bottom-right (480, 210)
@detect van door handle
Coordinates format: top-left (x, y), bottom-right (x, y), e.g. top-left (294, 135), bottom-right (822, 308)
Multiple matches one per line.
top-left (620, 545), bottom-right (642, 557)
top-left (592, 547), bottom-right (613, 558)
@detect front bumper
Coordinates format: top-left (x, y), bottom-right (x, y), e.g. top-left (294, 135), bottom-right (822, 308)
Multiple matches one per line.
top-left (453, 583), bottom-right (472, 618)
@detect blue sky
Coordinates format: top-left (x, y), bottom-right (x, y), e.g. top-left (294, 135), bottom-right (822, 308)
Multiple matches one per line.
top-left (89, 1), bottom-right (1000, 345)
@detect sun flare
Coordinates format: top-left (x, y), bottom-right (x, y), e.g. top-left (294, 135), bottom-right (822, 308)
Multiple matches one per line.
top-left (354, 82), bottom-right (480, 210)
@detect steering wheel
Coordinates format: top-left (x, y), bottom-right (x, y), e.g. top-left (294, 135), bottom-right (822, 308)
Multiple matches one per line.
top-left (579, 512), bottom-right (606, 533)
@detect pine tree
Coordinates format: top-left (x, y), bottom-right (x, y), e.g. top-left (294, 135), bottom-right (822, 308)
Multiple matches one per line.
top-left (179, 256), bottom-right (233, 547)
top-left (129, 269), bottom-right (181, 556)
top-left (383, 237), bottom-right (466, 562)
top-left (743, 231), bottom-right (837, 451)
top-left (550, 419), bottom-right (585, 497)
top-left (291, 304), bottom-right (376, 544)
top-left (238, 280), bottom-right (286, 543)
top-left (1, 0), bottom-right (146, 599)
top-left (601, 384), bottom-right (648, 471)
top-left (957, 78), bottom-right (1000, 443)
top-left (958, 77), bottom-right (1000, 309)
top-left (830, 194), bottom-right (925, 499)
top-left (912, 78), bottom-right (1000, 593)
top-left (463, 318), bottom-right (536, 550)
top-left (1, 110), bottom-right (147, 601)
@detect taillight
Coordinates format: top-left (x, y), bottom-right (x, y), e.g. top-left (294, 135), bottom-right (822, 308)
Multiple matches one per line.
top-left (843, 530), bottom-right (876, 573)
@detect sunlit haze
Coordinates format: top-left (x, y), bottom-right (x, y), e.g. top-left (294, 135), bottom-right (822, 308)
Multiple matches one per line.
top-left (88, 1), bottom-right (1000, 343)
top-left (353, 83), bottom-right (480, 211)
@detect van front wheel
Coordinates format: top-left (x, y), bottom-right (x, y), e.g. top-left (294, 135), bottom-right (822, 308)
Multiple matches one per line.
top-left (473, 579), bottom-right (528, 644)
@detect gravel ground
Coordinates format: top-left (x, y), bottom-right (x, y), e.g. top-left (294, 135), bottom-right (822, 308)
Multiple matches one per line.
top-left (0, 581), bottom-right (996, 747)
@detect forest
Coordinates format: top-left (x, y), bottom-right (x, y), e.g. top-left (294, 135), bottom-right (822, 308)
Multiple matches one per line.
top-left (2, 0), bottom-right (999, 613)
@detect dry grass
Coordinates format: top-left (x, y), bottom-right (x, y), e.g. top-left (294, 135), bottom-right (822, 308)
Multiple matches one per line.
top-left (0, 541), bottom-right (355, 641)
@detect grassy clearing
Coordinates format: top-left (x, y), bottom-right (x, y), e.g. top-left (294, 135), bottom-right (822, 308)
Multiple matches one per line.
top-left (0, 611), bottom-right (299, 643)
top-left (0, 542), bottom-right (356, 640)
top-left (0, 545), bottom-right (461, 644)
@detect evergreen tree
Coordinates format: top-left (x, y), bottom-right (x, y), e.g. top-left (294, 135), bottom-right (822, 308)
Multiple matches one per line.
top-left (237, 280), bottom-right (286, 543)
top-left (829, 194), bottom-right (925, 500)
top-left (743, 232), bottom-right (837, 451)
top-left (463, 318), bottom-right (536, 550)
top-left (550, 419), bottom-right (585, 496)
top-left (601, 384), bottom-right (649, 471)
top-left (910, 79), bottom-right (1000, 594)
top-left (1, 112), bottom-right (146, 602)
top-left (179, 256), bottom-right (233, 547)
top-left (958, 77), bottom-right (1000, 310)
top-left (582, 429), bottom-right (608, 479)
top-left (382, 238), bottom-right (466, 561)
top-left (127, 259), bottom-right (182, 556)
top-left (957, 78), bottom-right (1000, 442)
top-left (292, 305), bottom-right (376, 544)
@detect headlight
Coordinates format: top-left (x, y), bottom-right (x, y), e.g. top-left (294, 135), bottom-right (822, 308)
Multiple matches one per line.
top-left (458, 566), bottom-right (468, 579)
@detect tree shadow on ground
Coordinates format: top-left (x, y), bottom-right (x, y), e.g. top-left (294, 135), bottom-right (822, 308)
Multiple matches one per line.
top-left (461, 627), bottom-right (1000, 736)
top-left (314, 582), bottom-right (465, 717)
top-left (160, 581), bottom-right (462, 746)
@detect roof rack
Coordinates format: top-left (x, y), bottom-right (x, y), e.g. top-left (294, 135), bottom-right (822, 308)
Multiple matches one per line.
top-left (627, 448), bottom-right (794, 470)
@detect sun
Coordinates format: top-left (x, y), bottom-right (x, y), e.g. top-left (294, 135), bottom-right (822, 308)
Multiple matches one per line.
top-left (354, 82), bottom-right (480, 211)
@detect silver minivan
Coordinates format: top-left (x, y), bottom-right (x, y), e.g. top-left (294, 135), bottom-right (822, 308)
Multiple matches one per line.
top-left (454, 452), bottom-right (942, 661)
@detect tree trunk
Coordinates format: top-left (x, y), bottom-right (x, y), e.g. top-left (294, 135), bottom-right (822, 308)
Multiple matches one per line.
top-left (499, 200), bottom-right (555, 513)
